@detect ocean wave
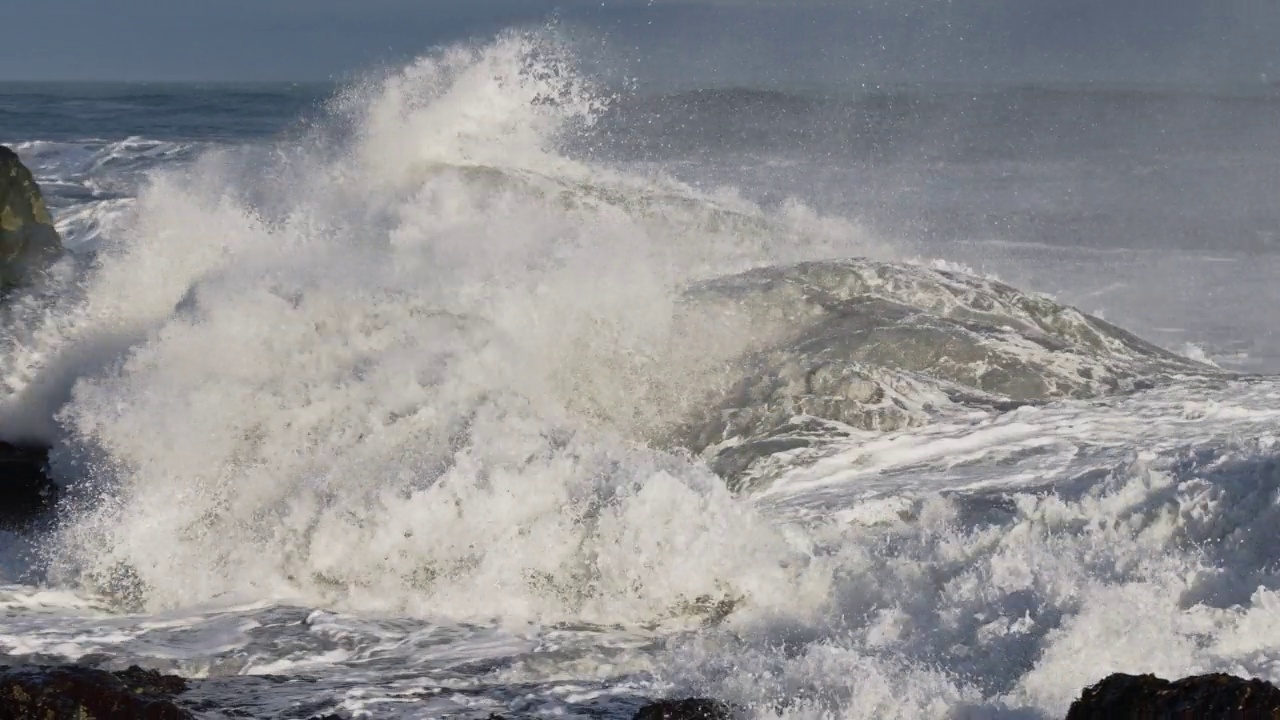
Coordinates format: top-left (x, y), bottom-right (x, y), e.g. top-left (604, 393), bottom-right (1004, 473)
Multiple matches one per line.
top-left (13, 137), bottom-right (202, 180)
top-left (676, 258), bottom-right (1217, 491)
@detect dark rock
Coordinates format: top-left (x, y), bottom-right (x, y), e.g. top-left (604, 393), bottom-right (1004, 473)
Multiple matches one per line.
top-left (112, 666), bottom-right (188, 698)
top-left (0, 145), bottom-right (62, 292)
top-left (1065, 672), bottom-right (1280, 719)
top-left (0, 664), bottom-right (192, 720)
top-left (0, 442), bottom-right (57, 531)
top-left (634, 698), bottom-right (734, 720)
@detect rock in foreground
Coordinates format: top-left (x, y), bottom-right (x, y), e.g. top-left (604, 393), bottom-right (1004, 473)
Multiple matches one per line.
top-left (0, 145), bottom-right (62, 292)
top-left (1065, 672), bottom-right (1280, 719)
top-left (634, 698), bottom-right (734, 720)
top-left (0, 664), bottom-right (191, 720)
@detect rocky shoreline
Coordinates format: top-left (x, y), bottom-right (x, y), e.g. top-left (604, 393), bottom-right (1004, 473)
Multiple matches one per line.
top-left (1, 664), bottom-right (1278, 719)
top-left (0, 665), bottom-right (191, 720)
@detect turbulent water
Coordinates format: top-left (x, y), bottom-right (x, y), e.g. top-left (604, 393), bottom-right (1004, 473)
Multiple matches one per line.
top-left (3, 30), bottom-right (1280, 720)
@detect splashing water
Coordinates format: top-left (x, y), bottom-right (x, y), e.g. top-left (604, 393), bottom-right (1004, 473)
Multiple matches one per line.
top-left (0, 31), bottom-right (866, 624)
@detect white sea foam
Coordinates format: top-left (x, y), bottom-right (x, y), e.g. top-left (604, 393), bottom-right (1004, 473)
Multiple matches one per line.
top-left (626, 411), bottom-right (1280, 720)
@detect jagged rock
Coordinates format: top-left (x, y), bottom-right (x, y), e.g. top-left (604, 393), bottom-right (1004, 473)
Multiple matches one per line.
top-left (0, 145), bottom-right (62, 292)
top-left (676, 260), bottom-right (1221, 489)
top-left (1065, 672), bottom-right (1280, 719)
top-left (111, 666), bottom-right (188, 698)
top-left (634, 698), bottom-right (734, 720)
top-left (0, 664), bottom-right (192, 720)
top-left (0, 442), bottom-right (57, 532)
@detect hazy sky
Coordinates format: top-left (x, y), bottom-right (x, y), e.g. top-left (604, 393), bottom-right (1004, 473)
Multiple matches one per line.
top-left (4, 0), bottom-right (1278, 85)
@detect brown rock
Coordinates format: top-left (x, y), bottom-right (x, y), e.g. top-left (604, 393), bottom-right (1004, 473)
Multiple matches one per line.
top-left (0, 145), bottom-right (62, 292)
top-left (0, 664), bottom-right (192, 720)
top-left (1065, 672), bottom-right (1280, 720)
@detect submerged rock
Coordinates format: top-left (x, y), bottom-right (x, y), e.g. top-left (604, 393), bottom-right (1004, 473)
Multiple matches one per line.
top-left (634, 698), bottom-right (735, 720)
top-left (676, 259), bottom-right (1221, 490)
top-left (0, 442), bottom-right (57, 532)
top-left (0, 145), bottom-right (62, 292)
top-left (0, 664), bottom-right (191, 720)
top-left (1065, 672), bottom-right (1280, 719)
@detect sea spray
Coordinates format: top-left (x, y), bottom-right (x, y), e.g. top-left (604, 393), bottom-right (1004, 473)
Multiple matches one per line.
top-left (29, 31), bottom-right (864, 620)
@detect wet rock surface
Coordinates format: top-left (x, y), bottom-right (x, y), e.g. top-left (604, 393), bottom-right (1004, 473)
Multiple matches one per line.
top-left (0, 145), bottom-right (62, 292)
top-left (1065, 672), bottom-right (1280, 719)
top-left (633, 698), bottom-right (735, 720)
top-left (0, 664), bottom-right (192, 720)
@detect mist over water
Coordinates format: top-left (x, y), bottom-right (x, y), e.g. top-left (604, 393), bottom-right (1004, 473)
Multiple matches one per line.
top-left (2, 26), bottom-right (1280, 720)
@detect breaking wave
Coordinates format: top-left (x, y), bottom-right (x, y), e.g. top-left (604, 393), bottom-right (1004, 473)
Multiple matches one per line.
top-left (0, 32), bottom-right (872, 621)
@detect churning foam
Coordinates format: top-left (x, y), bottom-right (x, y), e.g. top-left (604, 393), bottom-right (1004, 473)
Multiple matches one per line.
top-left (0, 31), bottom-right (873, 621)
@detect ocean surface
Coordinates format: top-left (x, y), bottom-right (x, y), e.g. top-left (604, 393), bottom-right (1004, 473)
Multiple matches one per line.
top-left (3, 31), bottom-right (1280, 719)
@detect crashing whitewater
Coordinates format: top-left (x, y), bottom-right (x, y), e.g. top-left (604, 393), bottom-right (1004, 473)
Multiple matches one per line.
top-left (2, 31), bottom-right (1280, 720)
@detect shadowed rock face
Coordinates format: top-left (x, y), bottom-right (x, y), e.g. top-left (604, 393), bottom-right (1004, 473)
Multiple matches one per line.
top-left (634, 698), bottom-right (735, 720)
top-left (0, 145), bottom-right (63, 291)
top-left (1065, 673), bottom-right (1280, 719)
top-left (0, 150), bottom-right (65, 532)
top-left (676, 260), bottom-right (1220, 489)
top-left (0, 665), bottom-right (192, 720)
